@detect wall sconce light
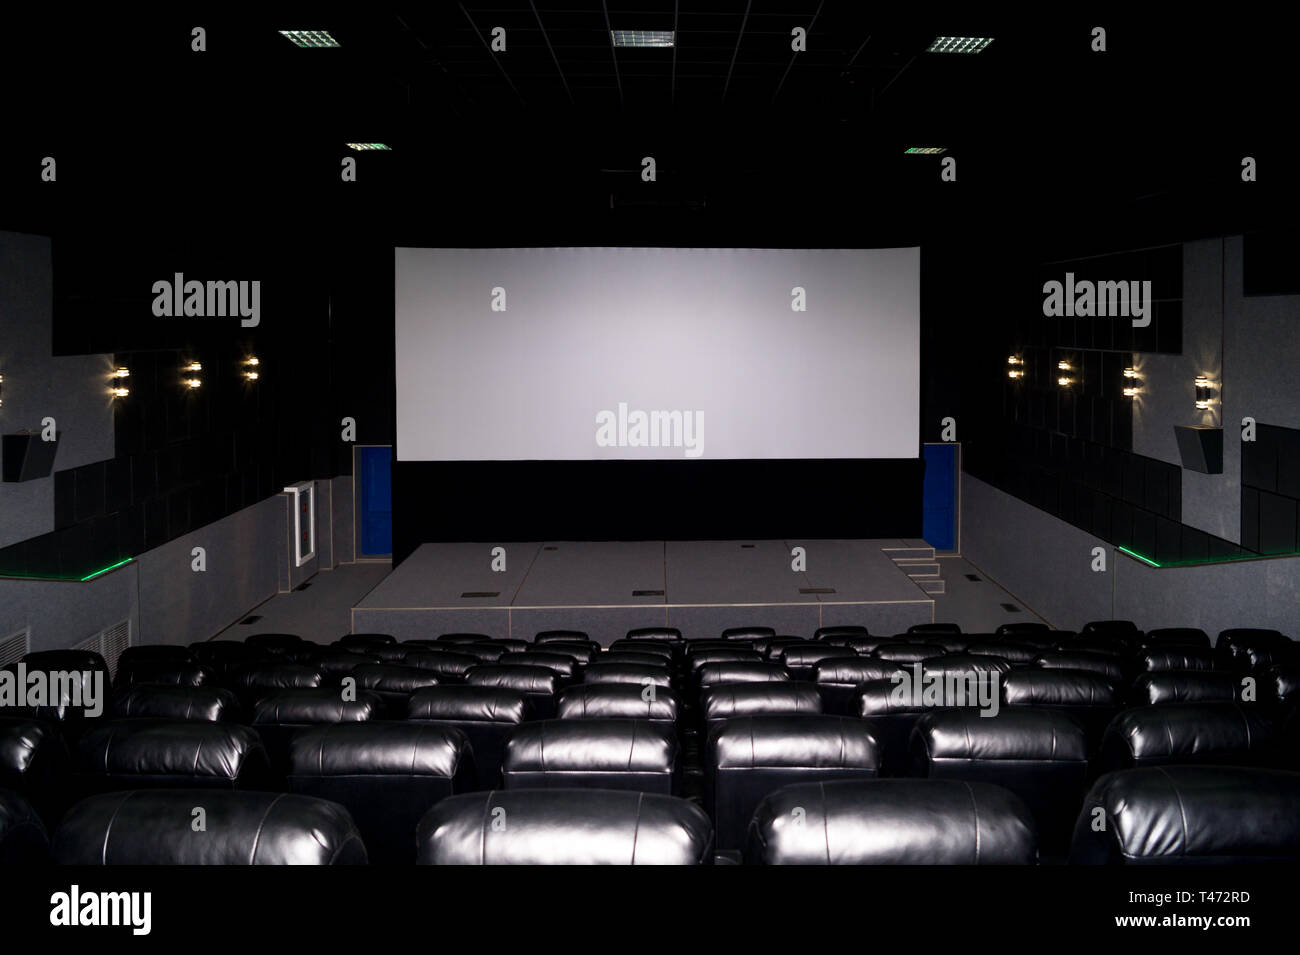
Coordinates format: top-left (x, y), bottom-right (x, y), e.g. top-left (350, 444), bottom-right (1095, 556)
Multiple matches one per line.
top-left (1057, 376), bottom-right (1074, 387)
top-left (183, 378), bottom-right (202, 390)
top-left (244, 371), bottom-right (259, 381)
top-left (184, 361), bottom-right (202, 373)
top-left (111, 386), bottom-right (130, 398)
top-left (0, 373), bottom-right (4, 408)
top-left (1057, 360), bottom-right (1072, 371)
top-left (111, 367), bottom-right (130, 379)
top-left (1195, 375), bottom-right (1214, 410)
top-left (1122, 366), bottom-right (1140, 398)
top-left (243, 356), bottom-right (260, 381)
top-left (1007, 355), bottom-right (1023, 380)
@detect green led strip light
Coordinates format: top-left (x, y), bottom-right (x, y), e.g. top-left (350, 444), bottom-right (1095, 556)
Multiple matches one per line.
top-left (1116, 546), bottom-right (1295, 569)
top-left (0, 557), bottom-right (133, 582)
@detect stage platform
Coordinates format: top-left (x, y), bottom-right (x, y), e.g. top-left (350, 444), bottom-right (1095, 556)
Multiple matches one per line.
top-left (352, 540), bottom-right (937, 644)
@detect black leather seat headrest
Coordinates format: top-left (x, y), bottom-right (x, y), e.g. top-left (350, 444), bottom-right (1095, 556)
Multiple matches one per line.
top-left (350, 664), bottom-right (441, 694)
top-left (747, 778), bottom-right (1037, 865)
top-left (814, 625), bottom-right (869, 642)
top-left (780, 645), bottom-right (857, 668)
top-left (499, 652), bottom-right (578, 678)
top-left (1001, 669), bottom-right (1118, 707)
top-left (721, 627), bottom-right (776, 641)
top-left (244, 633), bottom-right (304, 653)
top-left (1070, 766), bottom-right (1300, 864)
top-left (1034, 652), bottom-right (1126, 683)
top-left (582, 661), bottom-right (671, 687)
top-left (288, 722), bottom-right (471, 778)
top-left (624, 627), bottom-right (683, 643)
top-left (52, 790), bottom-right (368, 864)
top-left (75, 719), bottom-right (269, 785)
top-left (814, 659), bottom-right (904, 685)
top-left (465, 665), bottom-right (560, 695)
top-left (964, 641), bottom-right (1040, 664)
top-left (702, 683), bottom-right (822, 722)
top-left (114, 661), bottom-right (214, 689)
top-left (697, 662), bottom-right (790, 687)
top-left (709, 715), bottom-right (879, 770)
top-left (558, 684), bottom-right (678, 722)
top-left (599, 651), bottom-right (673, 669)
top-left (407, 685), bottom-right (530, 723)
top-left (1129, 670), bottom-right (1240, 705)
top-left (113, 685), bottom-right (239, 722)
top-left (874, 644), bottom-right (945, 664)
top-left (505, 719), bottom-right (677, 776)
top-left (116, 646), bottom-right (195, 666)
top-left (0, 788), bottom-right (48, 865)
top-left (436, 633), bottom-right (489, 645)
top-left (226, 662), bottom-right (322, 692)
top-left (1140, 648), bottom-right (1217, 672)
top-left (534, 630), bottom-right (590, 645)
top-left (912, 709), bottom-right (1088, 763)
top-left (1099, 702), bottom-right (1274, 770)
top-left (400, 649), bottom-right (479, 679)
top-left (1142, 627), bottom-right (1211, 649)
top-left (417, 789), bottom-right (713, 864)
top-left (339, 633), bottom-right (397, 648)
top-left (608, 639), bottom-right (674, 659)
top-left (252, 687), bottom-right (378, 725)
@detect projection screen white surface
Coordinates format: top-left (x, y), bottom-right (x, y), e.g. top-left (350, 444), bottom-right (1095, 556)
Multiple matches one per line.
top-left (394, 247), bottom-right (919, 461)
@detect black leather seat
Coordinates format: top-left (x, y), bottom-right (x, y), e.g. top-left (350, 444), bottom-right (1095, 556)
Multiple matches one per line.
top-left (113, 685), bottom-right (239, 722)
top-left (696, 661), bottom-right (789, 691)
top-left (909, 708), bottom-right (1088, 855)
top-left (224, 662), bottom-right (323, 714)
top-left (252, 687), bottom-right (380, 778)
top-left (583, 661), bottom-right (672, 690)
top-left (1265, 662), bottom-right (1299, 717)
top-left (854, 679), bottom-right (960, 777)
top-left (1217, 628), bottom-right (1295, 671)
top-left (1141, 627), bottom-right (1211, 650)
top-left (407, 685), bottom-right (530, 789)
top-left (780, 644), bottom-right (857, 681)
top-left (469, 637), bottom-right (529, 653)
top-left (908, 622), bottom-right (962, 635)
top-left (1129, 670), bottom-right (1239, 705)
top-left (1000, 669), bottom-right (1120, 753)
top-left (449, 644), bottom-right (505, 664)
top-left (73, 719), bottom-right (272, 795)
top-left (558, 684), bottom-right (678, 726)
top-left (688, 648), bottom-right (765, 674)
top-left (706, 714), bottom-right (880, 850)
top-left (1069, 766), bottom-right (1300, 864)
top-left (814, 625), bottom-right (869, 642)
top-left (964, 641), bottom-right (1040, 666)
top-left (813, 658), bottom-right (903, 715)
top-left (307, 650), bottom-right (381, 685)
top-left (1080, 620), bottom-right (1141, 644)
top-left (244, 633), bottom-right (304, 654)
top-left (1139, 647), bottom-right (1217, 672)
top-left (996, 622), bottom-right (1051, 637)
top-left (51, 790), bottom-right (368, 864)
top-left (370, 644), bottom-right (415, 663)
top-left (116, 645), bottom-right (194, 666)
top-left (466, 664), bottom-right (562, 718)
top-left (1055, 637), bottom-right (1127, 658)
top-left (0, 717), bottom-right (70, 826)
top-left (608, 639), bottom-right (674, 661)
top-left (757, 636), bottom-right (812, 659)
top-left (625, 627), bottom-right (683, 643)
top-left (538, 642), bottom-right (600, 665)
top-left (113, 661), bottom-right (214, 690)
top-left (701, 683), bottom-right (822, 735)
top-left (339, 633), bottom-right (398, 649)
top-left (1034, 651), bottom-right (1126, 684)
top-left (436, 633), bottom-right (491, 646)
top-left (190, 641), bottom-right (272, 677)
top-left (746, 778), bottom-right (1038, 865)
top-left (503, 719), bottom-right (678, 794)
top-left (350, 664), bottom-right (441, 717)
top-left (874, 644), bottom-right (945, 664)
top-left (721, 626), bottom-right (776, 642)
top-left (417, 789), bottom-right (714, 864)
top-left (599, 650), bottom-right (674, 669)
top-left (841, 635), bottom-right (902, 654)
top-left (1097, 702), bottom-right (1277, 773)
top-left (499, 651), bottom-right (579, 681)
top-left (534, 629), bottom-right (590, 645)
top-left (0, 788), bottom-right (48, 864)
top-left (920, 635), bottom-right (971, 654)
top-left (400, 649), bottom-right (479, 682)
top-left (288, 722), bottom-right (473, 864)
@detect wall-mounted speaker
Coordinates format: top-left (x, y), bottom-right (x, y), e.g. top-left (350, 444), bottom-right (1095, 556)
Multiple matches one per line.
top-left (1, 431), bottom-right (60, 482)
top-left (1173, 425), bottom-right (1223, 474)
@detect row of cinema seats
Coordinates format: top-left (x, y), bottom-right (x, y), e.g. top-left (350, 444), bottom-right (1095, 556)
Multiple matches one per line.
top-left (1, 620), bottom-right (1297, 864)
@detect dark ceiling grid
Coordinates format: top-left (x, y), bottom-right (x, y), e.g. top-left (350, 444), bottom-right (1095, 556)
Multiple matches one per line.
top-left (455, 2), bottom-right (526, 107)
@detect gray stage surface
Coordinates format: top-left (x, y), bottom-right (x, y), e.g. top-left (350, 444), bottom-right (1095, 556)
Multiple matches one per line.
top-left (352, 540), bottom-right (936, 643)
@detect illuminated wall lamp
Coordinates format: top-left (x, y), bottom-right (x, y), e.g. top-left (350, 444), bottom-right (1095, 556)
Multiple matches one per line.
top-left (111, 386), bottom-right (130, 398)
top-left (184, 361), bottom-right (202, 373)
top-left (1057, 376), bottom-right (1073, 387)
top-left (1122, 366), bottom-right (1140, 398)
top-left (244, 371), bottom-right (260, 381)
top-left (184, 378), bottom-right (202, 390)
top-left (1057, 360), bottom-right (1072, 371)
top-left (1194, 375), bottom-right (1213, 410)
top-left (1007, 355), bottom-right (1024, 380)
top-left (0, 373), bottom-right (4, 407)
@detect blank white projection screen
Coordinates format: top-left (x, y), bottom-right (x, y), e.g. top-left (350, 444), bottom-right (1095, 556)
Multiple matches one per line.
top-left (394, 247), bottom-right (920, 461)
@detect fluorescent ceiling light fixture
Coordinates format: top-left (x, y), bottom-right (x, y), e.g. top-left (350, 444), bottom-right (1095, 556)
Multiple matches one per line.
top-left (611, 30), bottom-right (675, 48)
top-left (346, 143), bottom-right (391, 151)
top-left (904, 147), bottom-right (946, 155)
top-left (280, 30), bottom-right (340, 48)
top-left (928, 36), bottom-right (994, 54)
